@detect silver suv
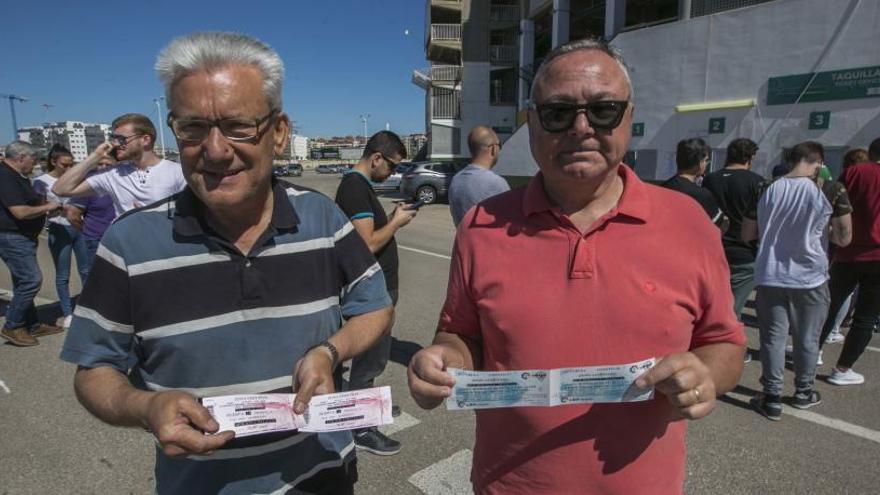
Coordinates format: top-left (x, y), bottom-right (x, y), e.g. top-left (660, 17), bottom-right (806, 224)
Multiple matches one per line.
top-left (399, 161), bottom-right (462, 204)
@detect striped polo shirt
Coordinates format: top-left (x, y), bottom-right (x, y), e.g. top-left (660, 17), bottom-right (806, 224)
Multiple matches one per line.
top-left (60, 179), bottom-right (391, 494)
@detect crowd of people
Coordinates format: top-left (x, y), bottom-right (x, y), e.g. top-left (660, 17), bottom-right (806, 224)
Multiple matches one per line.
top-left (0, 31), bottom-right (876, 494)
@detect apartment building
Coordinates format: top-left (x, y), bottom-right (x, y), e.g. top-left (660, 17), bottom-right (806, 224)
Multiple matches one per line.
top-left (18, 121), bottom-right (110, 161)
top-left (417, 0), bottom-right (880, 182)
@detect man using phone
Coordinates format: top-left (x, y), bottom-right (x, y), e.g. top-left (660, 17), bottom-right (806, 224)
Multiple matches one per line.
top-left (52, 113), bottom-right (186, 216)
top-left (334, 130), bottom-right (416, 456)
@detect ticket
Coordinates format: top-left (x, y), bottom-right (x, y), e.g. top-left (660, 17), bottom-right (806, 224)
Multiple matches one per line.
top-left (446, 368), bottom-right (553, 410)
top-left (446, 358), bottom-right (655, 411)
top-left (202, 386), bottom-right (394, 438)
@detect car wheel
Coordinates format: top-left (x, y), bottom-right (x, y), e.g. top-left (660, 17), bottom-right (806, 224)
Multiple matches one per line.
top-left (416, 185), bottom-right (437, 204)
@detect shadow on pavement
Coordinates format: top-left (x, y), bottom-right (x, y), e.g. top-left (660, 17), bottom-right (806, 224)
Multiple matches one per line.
top-left (0, 297), bottom-right (65, 328)
top-left (390, 337), bottom-right (424, 367)
top-left (718, 384), bottom-right (760, 412)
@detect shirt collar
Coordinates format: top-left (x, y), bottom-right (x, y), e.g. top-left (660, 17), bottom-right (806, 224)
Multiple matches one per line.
top-left (522, 164), bottom-right (652, 223)
top-left (173, 178), bottom-right (300, 238)
top-left (344, 169), bottom-right (372, 184)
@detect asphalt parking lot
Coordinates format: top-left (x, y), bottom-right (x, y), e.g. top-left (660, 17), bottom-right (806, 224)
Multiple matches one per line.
top-left (1, 171), bottom-right (878, 494)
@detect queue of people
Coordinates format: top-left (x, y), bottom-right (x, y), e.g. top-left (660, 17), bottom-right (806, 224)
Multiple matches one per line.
top-left (0, 32), bottom-right (876, 494)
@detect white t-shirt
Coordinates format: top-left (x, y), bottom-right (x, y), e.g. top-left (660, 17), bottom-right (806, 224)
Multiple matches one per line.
top-left (754, 177), bottom-right (832, 289)
top-left (32, 173), bottom-right (70, 226)
top-left (85, 159), bottom-right (186, 216)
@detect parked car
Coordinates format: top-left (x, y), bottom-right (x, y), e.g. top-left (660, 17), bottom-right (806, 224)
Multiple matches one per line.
top-left (315, 164), bottom-right (335, 174)
top-left (273, 163), bottom-right (302, 177)
top-left (371, 163), bottom-right (413, 192)
top-left (399, 161), bottom-right (462, 204)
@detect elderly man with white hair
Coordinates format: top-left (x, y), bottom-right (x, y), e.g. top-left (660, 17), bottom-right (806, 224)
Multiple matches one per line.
top-left (61, 32), bottom-right (392, 494)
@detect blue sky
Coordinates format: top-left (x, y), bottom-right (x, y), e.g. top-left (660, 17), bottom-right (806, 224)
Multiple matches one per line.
top-left (0, 0), bottom-right (428, 143)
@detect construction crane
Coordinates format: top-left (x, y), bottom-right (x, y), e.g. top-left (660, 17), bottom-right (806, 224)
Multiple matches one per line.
top-left (1, 93), bottom-right (29, 141)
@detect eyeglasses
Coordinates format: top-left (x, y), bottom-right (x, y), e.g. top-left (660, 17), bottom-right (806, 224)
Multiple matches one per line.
top-left (108, 133), bottom-right (143, 145)
top-left (381, 153), bottom-right (401, 168)
top-left (531, 100), bottom-right (629, 133)
top-left (167, 109), bottom-right (279, 144)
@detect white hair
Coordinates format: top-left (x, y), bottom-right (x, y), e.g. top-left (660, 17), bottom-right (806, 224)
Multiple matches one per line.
top-left (529, 38), bottom-right (633, 103)
top-left (4, 141), bottom-right (37, 160)
top-left (155, 32), bottom-right (284, 110)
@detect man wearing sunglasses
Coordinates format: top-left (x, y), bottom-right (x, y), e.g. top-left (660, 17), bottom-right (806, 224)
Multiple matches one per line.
top-left (409, 38), bottom-right (745, 494)
top-left (52, 113), bottom-right (186, 216)
top-left (334, 130), bottom-right (417, 456)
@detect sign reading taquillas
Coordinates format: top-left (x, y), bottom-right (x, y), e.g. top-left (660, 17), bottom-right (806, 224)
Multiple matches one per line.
top-left (767, 65), bottom-right (880, 105)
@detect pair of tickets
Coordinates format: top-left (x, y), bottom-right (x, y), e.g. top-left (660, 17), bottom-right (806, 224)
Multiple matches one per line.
top-left (202, 386), bottom-right (393, 438)
top-left (446, 357), bottom-right (656, 410)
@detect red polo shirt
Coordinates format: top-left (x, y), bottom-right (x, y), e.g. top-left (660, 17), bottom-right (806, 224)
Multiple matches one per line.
top-left (439, 165), bottom-right (745, 495)
top-left (835, 162), bottom-right (880, 262)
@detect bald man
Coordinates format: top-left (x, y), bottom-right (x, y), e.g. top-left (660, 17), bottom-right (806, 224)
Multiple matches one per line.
top-left (448, 126), bottom-right (510, 226)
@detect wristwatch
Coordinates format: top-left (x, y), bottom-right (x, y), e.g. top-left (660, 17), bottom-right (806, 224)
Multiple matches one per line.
top-left (311, 340), bottom-right (339, 370)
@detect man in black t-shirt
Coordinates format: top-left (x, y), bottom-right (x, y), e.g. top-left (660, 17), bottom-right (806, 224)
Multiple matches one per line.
top-left (0, 141), bottom-right (64, 347)
top-left (661, 138), bottom-right (726, 229)
top-left (703, 138), bottom-right (765, 331)
top-left (335, 131), bottom-right (416, 455)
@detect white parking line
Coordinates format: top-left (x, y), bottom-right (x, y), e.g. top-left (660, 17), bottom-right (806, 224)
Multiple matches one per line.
top-left (0, 377), bottom-right (10, 394)
top-left (726, 391), bottom-right (880, 444)
top-left (398, 245), bottom-right (452, 260)
top-left (379, 411), bottom-right (421, 437)
top-left (408, 448), bottom-right (473, 495)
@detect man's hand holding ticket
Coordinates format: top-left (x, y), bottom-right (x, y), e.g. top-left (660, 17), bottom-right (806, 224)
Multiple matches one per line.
top-left (202, 386), bottom-right (394, 438)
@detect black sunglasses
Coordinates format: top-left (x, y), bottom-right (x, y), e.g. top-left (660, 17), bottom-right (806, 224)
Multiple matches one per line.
top-left (532, 100), bottom-right (629, 133)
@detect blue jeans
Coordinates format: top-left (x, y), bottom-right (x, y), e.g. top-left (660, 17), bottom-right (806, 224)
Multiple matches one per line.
top-left (0, 232), bottom-right (43, 329)
top-left (47, 223), bottom-right (89, 316)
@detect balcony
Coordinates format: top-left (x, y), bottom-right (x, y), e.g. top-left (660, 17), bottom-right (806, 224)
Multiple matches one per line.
top-left (431, 87), bottom-right (461, 120)
top-left (411, 65), bottom-right (462, 90)
top-left (489, 4), bottom-right (519, 22)
top-left (490, 45), bottom-right (518, 65)
top-left (431, 0), bottom-right (462, 11)
top-left (427, 23), bottom-right (462, 64)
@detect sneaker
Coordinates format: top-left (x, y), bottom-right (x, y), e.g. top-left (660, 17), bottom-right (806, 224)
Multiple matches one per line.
top-left (825, 331), bottom-right (845, 345)
top-left (391, 405), bottom-right (401, 418)
top-left (1, 327), bottom-right (39, 347)
top-left (817, 350), bottom-right (823, 366)
top-left (791, 389), bottom-right (822, 409)
top-left (63, 315), bottom-right (72, 328)
top-left (31, 323), bottom-right (64, 337)
top-left (827, 367), bottom-right (865, 386)
top-left (750, 393), bottom-right (782, 421)
top-left (743, 351), bottom-right (752, 364)
top-left (354, 428), bottom-right (401, 456)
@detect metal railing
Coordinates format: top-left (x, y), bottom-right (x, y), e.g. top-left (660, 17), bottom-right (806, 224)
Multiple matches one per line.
top-left (430, 24), bottom-right (462, 42)
top-left (431, 88), bottom-right (461, 119)
top-left (490, 45), bottom-right (518, 65)
top-left (489, 4), bottom-right (519, 22)
top-left (430, 65), bottom-right (462, 81)
top-left (691, 0), bottom-right (775, 17)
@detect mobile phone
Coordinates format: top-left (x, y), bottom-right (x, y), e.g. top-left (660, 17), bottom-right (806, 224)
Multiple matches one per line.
top-left (406, 200), bottom-right (426, 210)
top-left (109, 146), bottom-right (119, 160)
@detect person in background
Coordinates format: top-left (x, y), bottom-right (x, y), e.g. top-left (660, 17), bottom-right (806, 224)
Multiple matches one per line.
top-left (661, 137), bottom-right (727, 230)
top-left (448, 126), bottom-right (510, 227)
top-left (818, 138), bottom-right (880, 386)
top-left (823, 148), bottom-right (869, 344)
top-left (66, 155), bottom-right (117, 278)
top-left (742, 141), bottom-right (852, 419)
top-left (32, 144), bottom-right (89, 329)
top-left (0, 141), bottom-right (63, 347)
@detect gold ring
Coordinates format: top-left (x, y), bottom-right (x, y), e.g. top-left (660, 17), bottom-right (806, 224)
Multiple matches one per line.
top-left (692, 387), bottom-right (701, 402)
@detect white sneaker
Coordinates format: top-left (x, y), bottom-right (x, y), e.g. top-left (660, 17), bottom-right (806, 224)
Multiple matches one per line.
top-left (827, 368), bottom-right (865, 386)
top-left (63, 315), bottom-right (72, 328)
top-left (817, 350), bottom-right (823, 366)
top-left (825, 331), bottom-right (845, 345)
